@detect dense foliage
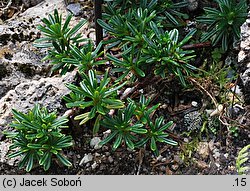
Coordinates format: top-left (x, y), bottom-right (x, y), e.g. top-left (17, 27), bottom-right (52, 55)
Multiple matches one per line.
top-left (4, 105), bottom-right (72, 172)
top-left (5, 0), bottom-right (248, 173)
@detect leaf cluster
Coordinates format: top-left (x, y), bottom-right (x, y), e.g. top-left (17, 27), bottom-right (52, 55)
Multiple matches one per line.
top-left (4, 104), bottom-right (73, 172)
top-left (34, 9), bottom-right (105, 75)
top-left (196, 0), bottom-right (248, 51)
top-left (64, 69), bottom-right (126, 134)
top-left (99, 95), bottom-right (177, 156)
top-left (99, 4), bottom-right (197, 86)
top-left (103, 0), bottom-right (188, 27)
top-left (142, 24), bottom-right (197, 86)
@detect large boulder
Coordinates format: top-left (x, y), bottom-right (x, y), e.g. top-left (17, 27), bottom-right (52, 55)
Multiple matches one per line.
top-left (238, 13), bottom-right (250, 127)
top-left (239, 16), bottom-right (250, 104)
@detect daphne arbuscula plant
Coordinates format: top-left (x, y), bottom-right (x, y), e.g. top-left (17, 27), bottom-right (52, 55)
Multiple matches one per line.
top-left (197, 0), bottom-right (248, 51)
top-left (4, 104), bottom-right (73, 172)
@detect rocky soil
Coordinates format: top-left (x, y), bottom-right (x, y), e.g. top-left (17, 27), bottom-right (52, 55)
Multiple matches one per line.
top-left (0, 0), bottom-right (249, 175)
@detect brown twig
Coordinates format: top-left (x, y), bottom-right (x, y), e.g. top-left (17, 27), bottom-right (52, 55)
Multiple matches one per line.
top-left (182, 42), bottom-right (211, 50)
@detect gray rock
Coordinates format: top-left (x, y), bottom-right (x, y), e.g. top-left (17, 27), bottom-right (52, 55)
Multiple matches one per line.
top-left (213, 149), bottom-right (221, 159)
top-left (0, 0), bottom-right (93, 132)
top-left (108, 156), bottom-right (114, 163)
top-left (0, 71), bottom-right (76, 126)
top-left (156, 155), bottom-right (163, 161)
top-left (238, 11), bottom-right (250, 126)
top-left (197, 142), bottom-right (209, 159)
top-left (20, 0), bottom-right (65, 19)
top-left (67, 3), bottom-right (83, 16)
top-left (239, 11), bottom-right (250, 100)
top-left (191, 101), bottom-right (198, 107)
top-left (0, 41), bottom-right (48, 99)
top-left (90, 137), bottom-right (102, 150)
top-left (0, 141), bottom-right (19, 166)
top-left (79, 153), bottom-right (93, 165)
top-left (91, 162), bottom-right (98, 170)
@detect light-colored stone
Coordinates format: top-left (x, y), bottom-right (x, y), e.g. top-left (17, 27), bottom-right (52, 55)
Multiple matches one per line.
top-left (213, 149), bottom-right (220, 159)
top-left (67, 3), bottom-right (83, 16)
top-left (90, 137), bottom-right (102, 150)
top-left (197, 142), bottom-right (209, 159)
top-left (241, 68), bottom-right (250, 86)
top-left (239, 10), bottom-right (250, 113)
top-left (184, 138), bottom-right (189, 143)
top-left (19, 0), bottom-right (89, 34)
top-left (208, 140), bottom-right (214, 151)
top-left (79, 153), bottom-right (93, 165)
top-left (191, 101), bottom-right (198, 107)
top-left (91, 162), bottom-right (98, 170)
top-left (108, 156), bottom-right (114, 163)
top-left (224, 153), bottom-right (229, 159)
top-left (156, 155), bottom-right (163, 161)
top-left (195, 160), bottom-right (208, 169)
top-left (0, 71), bottom-right (76, 126)
top-left (0, 141), bottom-right (20, 166)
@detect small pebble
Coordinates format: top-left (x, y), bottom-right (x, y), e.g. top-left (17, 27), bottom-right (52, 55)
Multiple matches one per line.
top-left (108, 156), bottom-right (114, 163)
top-left (224, 153), bottom-right (229, 159)
top-left (191, 101), bottom-right (198, 107)
top-left (105, 152), bottom-right (110, 157)
top-left (215, 163), bottom-right (220, 168)
top-left (139, 89), bottom-right (144, 93)
top-left (102, 145), bottom-right (109, 151)
top-left (184, 138), bottom-right (189, 143)
top-left (160, 166), bottom-right (166, 172)
top-left (79, 153), bottom-right (93, 165)
top-left (171, 164), bottom-right (179, 171)
top-left (66, 3), bottom-right (82, 16)
top-left (95, 153), bottom-right (101, 157)
top-left (213, 152), bottom-right (221, 159)
top-left (161, 158), bottom-right (167, 162)
top-left (90, 137), bottom-right (102, 150)
top-left (157, 155), bottom-right (163, 161)
top-left (91, 162), bottom-right (98, 170)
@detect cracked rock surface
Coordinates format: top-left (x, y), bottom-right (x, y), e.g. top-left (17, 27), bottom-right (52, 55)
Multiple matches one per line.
top-left (238, 12), bottom-right (250, 127)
